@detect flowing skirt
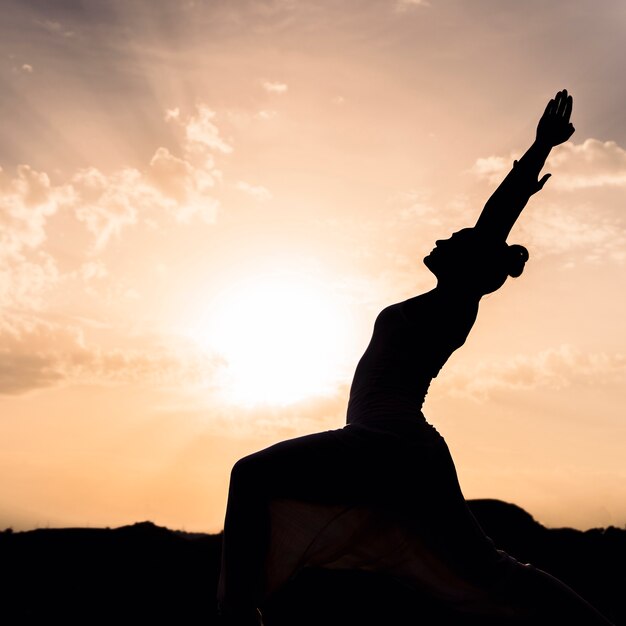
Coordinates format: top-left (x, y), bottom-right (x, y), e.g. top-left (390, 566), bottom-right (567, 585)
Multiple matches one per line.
top-left (217, 416), bottom-right (615, 624)
top-left (219, 417), bottom-right (521, 613)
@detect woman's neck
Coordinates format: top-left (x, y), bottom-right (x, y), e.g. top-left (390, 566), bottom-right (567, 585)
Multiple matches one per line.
top-left (430, 283), bottom-right (482, 304)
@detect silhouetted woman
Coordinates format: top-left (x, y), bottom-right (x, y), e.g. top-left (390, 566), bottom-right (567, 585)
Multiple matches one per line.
top-left (217, 90), bottom-right (615, 625)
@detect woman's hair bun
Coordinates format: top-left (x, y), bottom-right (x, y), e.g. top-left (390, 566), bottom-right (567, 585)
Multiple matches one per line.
top-left (506, 244), bottom-right (529, 278)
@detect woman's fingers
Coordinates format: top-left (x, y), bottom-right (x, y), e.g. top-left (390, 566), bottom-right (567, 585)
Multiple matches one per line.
top-left (563, 94), bottom-right (573, 121)
top-left (553, 92), bottom-right (562, 116)
top-left (555, 89), bottom-right (568, 116)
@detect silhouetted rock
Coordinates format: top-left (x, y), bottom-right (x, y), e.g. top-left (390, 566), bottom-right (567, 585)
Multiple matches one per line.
top-left (1, 501), bottom-right (623, 625)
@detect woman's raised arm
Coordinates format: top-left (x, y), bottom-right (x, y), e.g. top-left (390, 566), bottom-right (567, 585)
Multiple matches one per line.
top-left (474, 89), bottom-right (575, 241)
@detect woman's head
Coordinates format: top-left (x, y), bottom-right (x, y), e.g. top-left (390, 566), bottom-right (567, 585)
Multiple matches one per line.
top-left (423, 228), bottom-right (529, 296)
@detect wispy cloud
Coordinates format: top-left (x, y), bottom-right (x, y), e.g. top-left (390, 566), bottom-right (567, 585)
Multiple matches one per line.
top-left (0, 313), bottom-right (224, 396)
top-left (36, 18), bottom-right (76, 38)
top-left (2, 103), bottom-right (230, 258)
top-left (0, 252), bottom-right (59, 309)
top-left (442, 344), bottom-right (626, 401)
top-left (0, 165), bottom-right (71, 257)
top-left (548, 139), bottom-right (626, 190)
top-left (236, 181), bottom-right (272, 202)
top-left (0, 165), bottom-right (72, 307)
top-left (79, 260), bottom-right (108, 281)
top-left (394, 0), bottom-right (430, 13)
top-left (181, 105), bottom-right (234, 155)
top-left (261, 80), bottom-right (288, 94)
top-left (390, 190), bottom-right (443, 227)
top-left (518, 203), bottom-right (626, 264)
top-left (72, 167), bottom-right (145, 250)
top-left (255, 109), bottom-right (278, 120)
top-left (470, 155), bottom-right (511, 185)
top-left (471, 138), bottom-right (626, 190)
top-left (0, 102), bottom-right (236, 316)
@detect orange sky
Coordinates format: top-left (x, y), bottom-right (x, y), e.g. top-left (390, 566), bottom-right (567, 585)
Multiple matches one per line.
top-left (1, 0), bottom-right (625, 532)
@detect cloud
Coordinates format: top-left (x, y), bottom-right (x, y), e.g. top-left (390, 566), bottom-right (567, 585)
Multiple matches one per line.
top-left (149, 147), bottom-right (215, 197)
top-left (21, 64), bottom-right (33, 73)
top-left (0, 252), bottom-right (60, 309)
top-left (181, 105), bottom-right (233, 155)
top-left (255, 109), bottom-right (278, 120)
top-left (442, 345), bottom-right (626, 401)
top-left (164, 108), bottom-right (181, 122)
top-left (0, 314), bottom-right (82, 394)
top-left (0, 103), bottom-right (232, 309)
top-left (0, 165), bottom-right (73, 307)
top-left (547, 139), bottom-right (626, 190)
top-left (1, 103), bottom-right (229, 253)
top-left (79, 260), bottom-right (108, 282)
top-left (390, 190), bottom-right (442, 227)
top-left (0, 165), bottom-right (72, 258)
top-left (63, 103), bottom-right (228, 249)
top-left (471, 138), bottom-right (626, 190)
top-left (71, 159), bottom-right (217, 250)
top-left (0, 351), bottom-right (63, 394)
top-left (0, 313), bottom-right (224, 395)
top-left (517, 203), bottom-right (626, 264)
top-left (36, 19), bottom-right (75, 38)
top-left (470, 155), bottom-right (510, 185)
top-left (72, 167), bottom-right (144, 250)
top-left (261, 80), bottom-right (288, 94)
top-left (236, 181), bottom-right (272, 202)
top-left (394, 0), bottom-right (430, 12)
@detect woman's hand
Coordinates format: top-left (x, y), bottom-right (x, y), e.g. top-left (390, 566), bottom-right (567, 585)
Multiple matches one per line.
top-left (536, 89), bottom-right (575, 147)
top-left (476, 90), bottom-right (574, 240)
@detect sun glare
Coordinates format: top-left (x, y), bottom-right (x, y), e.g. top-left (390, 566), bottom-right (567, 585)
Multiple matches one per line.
top-left (192, 272), bottom-right (354, 407)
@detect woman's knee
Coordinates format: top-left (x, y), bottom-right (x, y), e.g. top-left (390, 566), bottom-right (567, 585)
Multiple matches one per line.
top-left (230, 453), bottom-right (264, 488)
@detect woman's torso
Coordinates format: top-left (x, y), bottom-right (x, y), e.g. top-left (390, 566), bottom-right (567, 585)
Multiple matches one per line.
top-left (346, 289), bottom-right (479, 426)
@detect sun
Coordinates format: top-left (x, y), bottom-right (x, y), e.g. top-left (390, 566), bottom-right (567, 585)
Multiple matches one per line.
top-left (192, 271), bottom-right (355, 407)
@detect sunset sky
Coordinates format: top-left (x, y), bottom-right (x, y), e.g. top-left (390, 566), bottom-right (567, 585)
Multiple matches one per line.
top-left (1, 0), bottom-right (625, 533)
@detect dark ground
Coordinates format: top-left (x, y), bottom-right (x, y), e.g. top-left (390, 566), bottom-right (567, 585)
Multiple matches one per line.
top-left (1, 499), bottom-right (624, 625)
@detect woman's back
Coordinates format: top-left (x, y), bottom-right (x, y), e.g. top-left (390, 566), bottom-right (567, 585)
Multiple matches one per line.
top-left (346, 290), bottom-right (479, 426)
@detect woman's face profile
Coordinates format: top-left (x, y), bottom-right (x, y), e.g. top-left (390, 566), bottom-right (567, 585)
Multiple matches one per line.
top-left (423, 229), bottom-right (476, 278)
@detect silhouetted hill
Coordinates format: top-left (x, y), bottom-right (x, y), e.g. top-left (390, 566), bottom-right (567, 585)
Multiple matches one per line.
top-left (1, 500), bottom-right (623, 625)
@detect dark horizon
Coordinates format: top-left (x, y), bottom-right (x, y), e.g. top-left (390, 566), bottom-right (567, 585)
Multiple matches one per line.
top-left (3, 499), bottom-right (624, 625)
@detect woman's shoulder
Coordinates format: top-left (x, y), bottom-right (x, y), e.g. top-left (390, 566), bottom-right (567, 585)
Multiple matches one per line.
top-left (397, 291), bottom-right (438, 320)
top-left (376, 294), bottom-right (427, 318)
top-left (369, 295), bottom-right (434, 335)
top-left (398, 290), bottom-right (479, 326)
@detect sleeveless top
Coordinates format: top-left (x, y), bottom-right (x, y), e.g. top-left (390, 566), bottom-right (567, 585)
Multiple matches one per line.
top-left (346, 290), bottom-right (479, 425)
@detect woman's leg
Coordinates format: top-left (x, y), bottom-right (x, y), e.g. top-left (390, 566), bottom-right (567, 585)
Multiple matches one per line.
top-left (217, 427), bottom-right (377, 618)
top-left (496, 561), bottom-right (615, 625)
top-left (412, 435), bottom-right (615, 625)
